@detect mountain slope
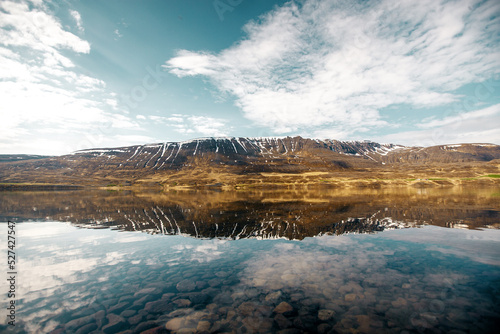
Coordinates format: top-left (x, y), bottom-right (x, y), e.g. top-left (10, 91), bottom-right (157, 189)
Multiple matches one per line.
top-left (69, 137), bottom-right (500, 167)
top-left (0, 154), bottom-right (52, 162)
top-left (0, 136), bottom-right (499, 187)
top-left (68, 137), bottom-right (404, 169)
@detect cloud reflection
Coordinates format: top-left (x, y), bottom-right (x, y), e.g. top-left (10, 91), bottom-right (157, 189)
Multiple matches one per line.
top-left (382, 226), bottom-right (500, 266)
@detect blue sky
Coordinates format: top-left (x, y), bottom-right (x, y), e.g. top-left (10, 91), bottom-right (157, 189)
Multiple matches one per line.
top-left (1, 0), bottom-right (499, 155)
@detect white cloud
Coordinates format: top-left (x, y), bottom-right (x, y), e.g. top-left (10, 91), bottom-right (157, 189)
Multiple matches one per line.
top-left (114, 29), bottom-right (123, 39)
top-left (75, 134), bottom-right (154, 151)
top-left (373, 103), bottom-right (500, 146)
top-left (70, 10), bottom-right (84, 33)
top-left (147, 114), bottom-right (231, 137)
top-left (417, 103), bottom-right (500, 129)
top-left (166, 116), bottom-right (184, 123)
top-left (165, 0), bottom-right (500, 140)
top-left (0, 1), bottom-right (90, 55)
top-left (0, 1), bottom-right (141, 155)
top-left (187, 115), bottom-right (229, 137)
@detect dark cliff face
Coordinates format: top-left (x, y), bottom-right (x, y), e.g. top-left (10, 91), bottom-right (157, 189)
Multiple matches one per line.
top-left (0, 136), bottom-right (498, 185)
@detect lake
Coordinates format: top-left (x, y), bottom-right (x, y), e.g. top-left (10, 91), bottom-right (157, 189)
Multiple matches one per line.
top-left (0, 186), bottom-right (499, 333)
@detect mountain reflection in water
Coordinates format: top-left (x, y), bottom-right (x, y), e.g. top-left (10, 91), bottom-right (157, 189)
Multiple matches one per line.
top-left (1, 186), bottom-right (498, 239)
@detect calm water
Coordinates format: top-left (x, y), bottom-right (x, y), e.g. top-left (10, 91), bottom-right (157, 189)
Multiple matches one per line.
top-left (0, 187), bottom-right (499, 333)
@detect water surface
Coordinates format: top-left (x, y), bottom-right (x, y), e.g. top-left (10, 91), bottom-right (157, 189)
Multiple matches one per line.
top-left (0, 186), bottom-right (499, 333)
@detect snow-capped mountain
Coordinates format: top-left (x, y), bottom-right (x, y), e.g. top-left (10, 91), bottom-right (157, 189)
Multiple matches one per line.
top-left (68, 136), bottom-right (408, 170)
top-left (0, 136), bottom-right (499, 186)
top-left (68, 136), bottom-right (499, 169)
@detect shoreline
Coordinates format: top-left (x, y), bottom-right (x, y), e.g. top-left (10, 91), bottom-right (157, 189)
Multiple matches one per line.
top-left (0, 183), bottom-right (84, 191)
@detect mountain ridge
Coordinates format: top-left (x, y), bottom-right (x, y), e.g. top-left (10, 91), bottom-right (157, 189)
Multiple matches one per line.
top-left (1, 136), bottom-right (499, 188)
top-left (68, 136), bottom-right (500, 165)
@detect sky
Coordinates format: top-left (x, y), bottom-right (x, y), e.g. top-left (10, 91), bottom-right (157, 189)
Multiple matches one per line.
top-left (1, 0), bottom-right (499, 155)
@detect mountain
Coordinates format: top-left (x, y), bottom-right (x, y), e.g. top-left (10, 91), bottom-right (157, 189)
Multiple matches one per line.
top-left (0, 136), bottom-right (499, 188)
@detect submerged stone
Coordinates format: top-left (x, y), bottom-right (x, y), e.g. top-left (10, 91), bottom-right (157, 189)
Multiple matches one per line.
top-left (243, 316), bottom-right (274, 332)
top-left (92, 310), bottom-right (106, 328)
top-left (355, 315), bottom-right (371, 332)
top-left (391, 297), bottom-right (407, 308)
top-left (177, 279), bottom-right (197, 292)
top-left (238, 301), bottom-right (257, 316)
top-left (215, 271), bottom-right (230, 278)
top-left (318, 309), bottom-right (335, 321)
top-left (196, 320), bottom-right (211, 331)
top-left (108, 301), bottom-right (130, 314)
top-left (65, 315), bottom-right (94, 331)
top-left (134, 287), bottom-right (158, 296)
top-left (120, 309), bottom-right (136, 318)
top-left (274, 313), bottom-right (292, 329)
top-left (274, 302), bottom-right (293, 314)
top-left (134, 320), bottom-right (161, 333)
top-left (139, 326), bottom-right (166, 334)
top-left (173, 298), bottom-right (192, 307)
top-left (128, 313), bottom-right (144, 325)
top-left (168, 308), bottom-right (195, 318)
top-left (102, 314), bottom-right (126, 333)
top-left (145, 299), bottom-right (174, 314)
top-left (276, 329), bottom-right (302, 334)
top-left (165, 317), bottom-right (184, 331)
top-left (265, 291), bottom-right (283, 302)
top-left (74, 323), bottom-right (97, 334)
top-left (317, 323), bottom-right (331, 334)
top-left (208, 278), bottom-right (222, 287)
top-left (185, 292), bottom-right (210, 304)
top-left (344, 293), bottom-right (357, 302)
